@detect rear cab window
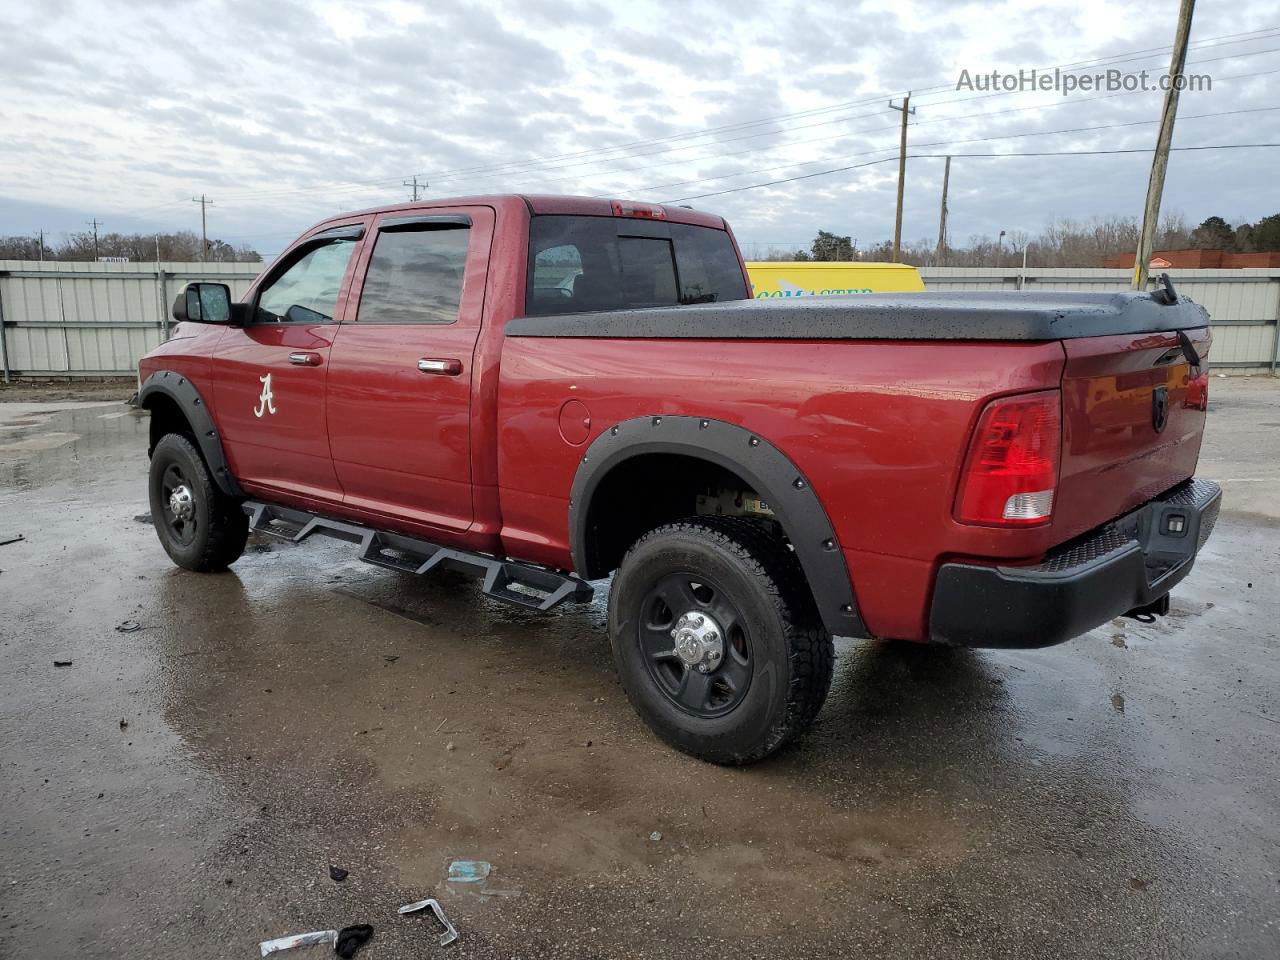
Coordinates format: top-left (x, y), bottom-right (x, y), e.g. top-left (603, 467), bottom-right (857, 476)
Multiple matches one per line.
top-left (525, 215), bottom-right (747, 316)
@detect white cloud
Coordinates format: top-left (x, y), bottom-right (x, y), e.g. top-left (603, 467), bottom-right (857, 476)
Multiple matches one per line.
top-left (0, 0), bottom-right (1276, 255)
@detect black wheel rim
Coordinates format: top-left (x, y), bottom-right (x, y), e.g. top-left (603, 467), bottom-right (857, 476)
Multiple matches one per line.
top-left (638, 571), bottom-right (752, 719)
top-left (159, 463), bottom-right (197, 546)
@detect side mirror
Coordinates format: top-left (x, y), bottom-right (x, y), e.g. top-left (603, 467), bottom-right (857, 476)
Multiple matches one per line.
top-left (172, 282), bottom-right (237, 325)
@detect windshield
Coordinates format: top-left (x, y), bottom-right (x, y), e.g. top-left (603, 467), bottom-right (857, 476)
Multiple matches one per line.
top-left (525, 215), bottom-right (747, 316)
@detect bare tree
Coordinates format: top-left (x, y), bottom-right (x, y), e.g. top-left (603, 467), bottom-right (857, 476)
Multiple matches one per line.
top-left (0, 231), bottom-right (261, 262)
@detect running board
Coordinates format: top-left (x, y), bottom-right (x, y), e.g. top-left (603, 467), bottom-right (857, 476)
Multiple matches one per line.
top-left (242, 501), bottom-right (594, 612)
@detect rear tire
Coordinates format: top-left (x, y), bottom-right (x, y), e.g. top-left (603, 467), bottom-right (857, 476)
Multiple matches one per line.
top-left (608, 516), bottom-right (834, 765)
top-left (148, 433), bottom-right (248, 572)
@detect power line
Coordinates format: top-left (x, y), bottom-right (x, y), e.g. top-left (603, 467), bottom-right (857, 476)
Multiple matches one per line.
top-left (331, 52), bottom-right (1280, 200)
top-left (635, 104), bottom-right (1280, 200)
top-left (662, 142), bottom-right (1280, 203)
top-left (519, 62), bottom-right (1280, 196)
top-left (405, 41), bottom-right (1280, 193)
top-left (200, 56), bottom-right (1279, 213)
top-left (407, 26), bottom-right (1280, 183)
top-left (202, 26), bottom-right (1280, 205)
top-left (403, 62), bottom-right (1280, 202)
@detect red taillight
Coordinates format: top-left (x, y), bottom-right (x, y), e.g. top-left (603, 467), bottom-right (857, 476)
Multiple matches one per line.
top-left (611, 200), bottom-right (667, 220)
top-left (955, 390), bottom-right (1061, 527)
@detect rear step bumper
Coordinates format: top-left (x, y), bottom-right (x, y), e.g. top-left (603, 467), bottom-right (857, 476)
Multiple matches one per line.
top-left (242, 501), bottom-right (594, 612)
top-left (929, 478), bottom-right (1222, 649)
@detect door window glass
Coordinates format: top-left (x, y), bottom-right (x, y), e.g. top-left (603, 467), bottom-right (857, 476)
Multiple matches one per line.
top-left (255, 238), bottom-right (357, 324)
top-left (357, 227), bottom-right (470, 324)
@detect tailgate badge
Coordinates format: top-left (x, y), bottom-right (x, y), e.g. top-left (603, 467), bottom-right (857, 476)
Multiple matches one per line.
top-left (1152, 385), bottom-right (1169, 433)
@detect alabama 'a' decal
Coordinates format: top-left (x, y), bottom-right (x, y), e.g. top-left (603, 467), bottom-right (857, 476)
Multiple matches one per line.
top-left (254, 373), bottom-right (277, 418)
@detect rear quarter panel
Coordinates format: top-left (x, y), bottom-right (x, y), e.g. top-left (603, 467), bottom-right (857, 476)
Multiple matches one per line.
top-left (496, 336), bottom-right (1067, 640)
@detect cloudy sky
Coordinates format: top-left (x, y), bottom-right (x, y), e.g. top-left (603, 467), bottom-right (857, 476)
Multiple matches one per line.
top-left (1, 0), bottom-right (1277, 257)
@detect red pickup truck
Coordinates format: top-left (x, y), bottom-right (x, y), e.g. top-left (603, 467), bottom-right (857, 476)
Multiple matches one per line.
top-left (138, 194), bottom-right (1220, 764)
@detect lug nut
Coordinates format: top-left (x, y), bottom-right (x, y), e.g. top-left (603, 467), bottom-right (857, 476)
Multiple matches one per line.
top-left (694, 616), bottom-right (705, 627)
top-left (698, 664), bottom-right (709, 673)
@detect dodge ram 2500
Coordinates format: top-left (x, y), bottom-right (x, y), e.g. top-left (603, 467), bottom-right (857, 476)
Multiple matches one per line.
top-left (137, 194), bottom-right (1220, 764)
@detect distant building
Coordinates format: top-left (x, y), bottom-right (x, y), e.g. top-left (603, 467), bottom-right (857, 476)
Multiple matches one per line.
top-left (1103, 249), bottom-right (1280, 268)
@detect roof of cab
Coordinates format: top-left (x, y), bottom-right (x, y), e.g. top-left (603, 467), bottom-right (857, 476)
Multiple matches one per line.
top-left (317, 194), bottom-right (727, 231)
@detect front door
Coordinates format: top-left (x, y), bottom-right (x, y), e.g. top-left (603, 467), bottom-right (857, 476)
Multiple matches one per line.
top-left (325, 207), bottom-right (494, 534)
top-left (212, 224), bottom-right (364, 504)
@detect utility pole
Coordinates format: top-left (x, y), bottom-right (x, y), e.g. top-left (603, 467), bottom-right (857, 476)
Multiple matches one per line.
top-left (935, 155), bottom-right (951, 266)
top-left (87, 218), bottom-right (102, 260)
top-left (1132, 0), bottom-right (1196, 290)
top-left (888, 92), bottom-right (915, 263)
top-left (191, 194), bottom-right (212, 261)
top-left (403, 175), bottom-right (426, 202)
top-left (35, 229), bottom-right (44, 261)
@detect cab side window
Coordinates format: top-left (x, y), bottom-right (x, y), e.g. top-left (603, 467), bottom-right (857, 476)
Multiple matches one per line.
top-left (255, 238), bottom-right (357, 324)
top-left (357, 226), bottom-right (470, 324)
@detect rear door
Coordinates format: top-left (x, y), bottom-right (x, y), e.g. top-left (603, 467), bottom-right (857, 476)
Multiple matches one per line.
top-left (1055, 327), bottom-right (1212, 542)
top-left (325, 207), bottom-right (495, 534)
top-left (212, 223), bottom-right (364, 503)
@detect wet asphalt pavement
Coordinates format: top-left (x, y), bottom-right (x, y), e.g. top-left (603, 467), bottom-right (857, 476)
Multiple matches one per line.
top-left (1, 380), bottom-right (1277, 959)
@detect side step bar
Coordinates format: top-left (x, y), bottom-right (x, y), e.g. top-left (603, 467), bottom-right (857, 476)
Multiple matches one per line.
top-left (242, 501), bottom-right (594, 613)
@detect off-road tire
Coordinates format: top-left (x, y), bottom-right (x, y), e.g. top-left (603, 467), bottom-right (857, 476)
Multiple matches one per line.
top-left (148, 433), bottom-right (248, 572)
top-left (608, 516), bottom-right (834, 764)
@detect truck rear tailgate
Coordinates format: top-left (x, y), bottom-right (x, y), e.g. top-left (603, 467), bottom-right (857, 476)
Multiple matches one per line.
top-left (1054, 328), bottom-right (1211, 543)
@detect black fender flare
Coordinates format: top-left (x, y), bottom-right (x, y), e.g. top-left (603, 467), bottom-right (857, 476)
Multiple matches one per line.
top-left (569, 415), bottom-right (866, 638)
top-left (137, 370), bottom-right (243, 498)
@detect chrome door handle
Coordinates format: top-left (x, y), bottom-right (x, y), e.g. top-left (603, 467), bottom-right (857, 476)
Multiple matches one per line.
top-left (289, 352), bottom-right (322, 366)
top-left (418, 358), bottom-right (463, 376)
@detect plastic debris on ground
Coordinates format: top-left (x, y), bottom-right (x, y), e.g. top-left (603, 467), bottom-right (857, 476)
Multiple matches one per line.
top-left (446, 860), bottom-right (491, 885)
top-left (258, 930), bottom-right (338, 956)
top-left (399, 898), bottom-right (459, 947)
top-left (445, 859), bottom-right (518, 898)
top-left (334, 925), bottom-right (373, 958)
top-left (329, 865), bottom-right (349, 882)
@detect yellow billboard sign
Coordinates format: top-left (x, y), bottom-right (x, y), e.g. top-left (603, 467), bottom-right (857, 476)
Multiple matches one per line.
top-left (745, 261), bottom-right (925, 297)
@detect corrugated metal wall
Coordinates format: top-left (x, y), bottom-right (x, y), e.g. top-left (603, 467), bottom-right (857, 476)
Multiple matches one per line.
top-left (0, 260), bottom-right (261, 378)
top-left (2, 261), bottom-right (1277, 377)
top-left (919, 267), bottom-right (1280, 373)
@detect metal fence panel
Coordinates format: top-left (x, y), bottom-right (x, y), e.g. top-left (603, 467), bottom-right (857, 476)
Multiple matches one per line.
top-left (2, 261), bottom-right (1277, 377)
top-left (0, 260), bottom-right (263, 378)
top-left (919, 267), bottom-right (1280, 374)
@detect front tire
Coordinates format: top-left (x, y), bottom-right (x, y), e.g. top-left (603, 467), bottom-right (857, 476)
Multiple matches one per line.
top-left (148, 433), bottom-right (248, 572)
top-left (608, 517), bottom-right (834, 765)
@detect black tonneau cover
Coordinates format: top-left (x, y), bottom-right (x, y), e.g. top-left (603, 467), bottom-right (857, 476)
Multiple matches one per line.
top-left (506, 291), bottom-right (1210, 341)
